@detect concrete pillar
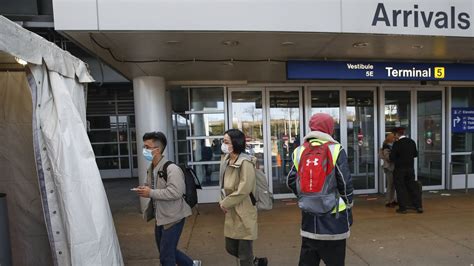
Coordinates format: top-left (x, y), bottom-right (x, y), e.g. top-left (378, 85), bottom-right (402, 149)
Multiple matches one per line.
top-left (133, 76), bottom-right (169, 210)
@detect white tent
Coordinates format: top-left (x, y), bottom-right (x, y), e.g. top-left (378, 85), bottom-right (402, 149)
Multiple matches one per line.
top-left (0, 16), bottom-right (123, 266)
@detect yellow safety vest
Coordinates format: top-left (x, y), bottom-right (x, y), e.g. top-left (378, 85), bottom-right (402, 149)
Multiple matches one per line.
top-left (292, 139), bottom-right (347, 214)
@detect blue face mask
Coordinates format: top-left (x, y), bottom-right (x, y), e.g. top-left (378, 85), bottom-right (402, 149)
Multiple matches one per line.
top-left (143, 148), bottom-right (154, 161)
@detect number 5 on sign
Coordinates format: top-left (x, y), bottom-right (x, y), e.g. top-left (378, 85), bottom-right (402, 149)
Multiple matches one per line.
top-left (434, 67), bottom-right (445, 79)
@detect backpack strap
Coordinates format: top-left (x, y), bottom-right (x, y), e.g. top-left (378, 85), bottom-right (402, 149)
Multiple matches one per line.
top-left (158, 161), bottom-right (174, 182)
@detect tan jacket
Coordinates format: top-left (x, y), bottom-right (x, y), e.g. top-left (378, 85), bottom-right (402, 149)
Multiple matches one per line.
top-left (219, 153), bottom-right (257, 240)
top-left (146, 157), bottom-right (192, 226)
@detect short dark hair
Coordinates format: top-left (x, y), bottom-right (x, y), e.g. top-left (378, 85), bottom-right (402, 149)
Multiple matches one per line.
top-left (143, 131), bottom-right (167, 154)
top-left (224, 129), bottom-right (246, 154)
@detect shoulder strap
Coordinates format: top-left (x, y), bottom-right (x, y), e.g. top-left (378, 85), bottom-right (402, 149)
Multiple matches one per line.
top-left (159, 161), bottom-right (174, 182)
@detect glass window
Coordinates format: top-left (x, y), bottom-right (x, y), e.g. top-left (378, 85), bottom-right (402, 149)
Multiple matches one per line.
top-left (190, 87), bottom-right (225, 111)
top-left (346, 91), bottom-right (375, 190)
top-left (384, 91), bottom-right (411, 136)
top-left (190, 114), bottom-right (225, 137)
top-left (417, 91), bottom-right (443, 186)
top-left (96, 158), bottom-right (119, 169)
top-left (88, 116), bottom-right (113, 129)
top-left (193, 164), bottom-right (220, 187)
top-left (451, 155), bottom-right (473, 175)
top-left (93, 144), bottom-right (118, 156)
top-left (311, 90), bottom-right (340, 141)
top-left (120, 157), bottom-right (130, 168)
top-left (269, 90), bottom-right (301, 194)
top-left (452, 87), bottom-right (474, 152)
top-left (120, 144), bottom-right (129, 156)
top-left (88, 130), bottom-right (118, 143)
top-left (191, 138), bottom-right (223, 162)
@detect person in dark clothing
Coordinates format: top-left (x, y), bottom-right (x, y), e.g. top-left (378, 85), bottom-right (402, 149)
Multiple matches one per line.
top-left (389, 128), bottom-right (423, 214)
top-left (287, 113), bottom-right (353, 266)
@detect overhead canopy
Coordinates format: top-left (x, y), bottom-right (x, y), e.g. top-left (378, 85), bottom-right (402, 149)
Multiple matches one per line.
top-left (0, 15), bottom-right (123, 266)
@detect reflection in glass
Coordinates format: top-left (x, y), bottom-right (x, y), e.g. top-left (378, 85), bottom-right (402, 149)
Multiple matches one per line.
top-left (451, 155), bottom-right (473, 175)
top-left (96, 158), bottom-right (119, 169)
top-left (120, 144), bottom-right (129, 155)
top-left (346, 91), bottom-right (375, 190)
top-left (451, 87), bottom-right (474, 152)
top-left (385, 91), bottom-right (411, 136)
top-left (191, 139), bottom-right (223, 162)
top-left (269, 91), bottom-right (300, 194)
top-left (417, 91), bottom-right (442, 186)
top-left (231, 91), bottom-right (265, 172)
top-left (88, 130), bottom-right (118, 142)
top-left (88, 116), bottom-right (112, 129)
top-left (193, 164), bottom-right (220, 187)
top-left (120, 157), bottom-right (130, 168)
top-left (93, 144), bottom-right (118, 156)
top-left (190, 114), bottom-right (225, 137)
top-left (311, 91), bottom-right (340, 141)
top-left (191, 87), bottom-right (225, 111)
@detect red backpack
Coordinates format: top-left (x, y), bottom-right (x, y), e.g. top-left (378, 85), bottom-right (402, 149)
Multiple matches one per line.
top-left (296, 140), bottom-right (338, 215)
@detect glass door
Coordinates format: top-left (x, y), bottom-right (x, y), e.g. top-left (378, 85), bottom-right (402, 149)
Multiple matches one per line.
top-left (228, 89), bottom-right (266, 173)
top-left (380, 89), bottom-right (411, 192)
top-left (380, 87), bottom-right (445, 191)
top-left (416, 89), bottom-right (444, 189)
top-left (266, 88), bottom-right (303, 197)
top-left (345, 89), bottom-right (377, 192)
top-left (307, 87), bottom-right (377, 194)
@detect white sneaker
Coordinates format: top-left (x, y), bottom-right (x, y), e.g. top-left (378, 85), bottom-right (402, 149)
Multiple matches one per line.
top-left (193, 260), bottom-right (202, 266)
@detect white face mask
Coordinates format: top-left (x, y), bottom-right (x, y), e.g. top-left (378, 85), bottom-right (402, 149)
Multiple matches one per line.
top-left (221, 143), bottom-right (231, 154)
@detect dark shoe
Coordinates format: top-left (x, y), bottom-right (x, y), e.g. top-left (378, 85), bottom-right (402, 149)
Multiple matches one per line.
top-left (416, 208), bottom-right (424, 213)
top-left (385, 202), bottom-right (396, 208)
top-left (254, 257), bottom-right (268, 266)
top-left (393, 201), bottom-right (399, 205)
top-left (396, 209), bottom-right (407, 214)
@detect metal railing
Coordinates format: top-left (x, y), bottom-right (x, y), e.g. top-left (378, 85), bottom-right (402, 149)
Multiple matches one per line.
top-left (450, 162), bottom-right (470, 193)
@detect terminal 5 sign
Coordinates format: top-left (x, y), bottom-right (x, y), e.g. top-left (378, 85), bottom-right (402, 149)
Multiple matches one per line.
top-left (286, 61), bottom-right (474, 81)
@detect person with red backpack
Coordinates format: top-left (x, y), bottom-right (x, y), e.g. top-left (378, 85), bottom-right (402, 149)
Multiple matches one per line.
top-left (287, 113), bottom-right (354, 266)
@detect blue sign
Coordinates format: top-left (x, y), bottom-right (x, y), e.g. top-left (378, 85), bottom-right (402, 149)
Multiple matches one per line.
top-left (287, 61), bottom-right (474, 81)
top-left (452, 108), bottom-right (474, 133)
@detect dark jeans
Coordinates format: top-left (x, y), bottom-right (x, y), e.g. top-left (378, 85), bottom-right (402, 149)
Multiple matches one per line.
top-left (155, 218), bottom-right (193, 266)
top-left (225, 237), bottom-right (254, 266)
top-left (299, 238), bottom-right (346, 266)
top-left (393, 167), bottom-right (422, 210)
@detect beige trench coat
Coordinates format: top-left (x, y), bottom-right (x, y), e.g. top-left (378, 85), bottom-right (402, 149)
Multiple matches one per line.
top-left (219, 153), bottom-right (258, 240)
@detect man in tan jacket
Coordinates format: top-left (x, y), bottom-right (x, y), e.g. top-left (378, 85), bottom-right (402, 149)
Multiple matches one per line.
top-left (134, 131), bottom-right (200, 266)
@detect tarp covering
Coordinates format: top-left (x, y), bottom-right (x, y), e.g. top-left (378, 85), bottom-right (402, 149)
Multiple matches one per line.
top-left (0, 71), bottom-right (53, 265)
top-left (0, 15), bottom-right (123, 266)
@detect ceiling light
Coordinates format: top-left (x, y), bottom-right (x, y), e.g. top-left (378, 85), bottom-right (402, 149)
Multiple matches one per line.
top-left (166, 40), bottom-right (181, 45)
top-left (281, 41), bottom-right (295, 46)
top-left (412, 44), bottom-right (424, 49)
top-left (352, 42), bottom-right (369, 48)
top-left (15, 57), bottom-right (27, 66)
top-left (222, 40), bottom-right (239, 46)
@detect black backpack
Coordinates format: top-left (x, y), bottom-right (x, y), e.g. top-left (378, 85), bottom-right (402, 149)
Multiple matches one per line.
top-left (160, 161), bottom-right (202, 208)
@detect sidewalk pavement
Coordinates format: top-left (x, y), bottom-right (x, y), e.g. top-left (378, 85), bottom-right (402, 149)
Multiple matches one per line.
top-left (105, 179), bottom-right (474, 266)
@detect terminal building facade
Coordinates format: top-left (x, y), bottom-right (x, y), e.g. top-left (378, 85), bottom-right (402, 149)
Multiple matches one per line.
top-left (49, 0), bottom-right (474, 202)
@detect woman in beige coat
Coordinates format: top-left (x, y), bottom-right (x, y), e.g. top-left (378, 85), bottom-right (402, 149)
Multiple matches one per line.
top-left (219, 129), bottom-right (268, 266)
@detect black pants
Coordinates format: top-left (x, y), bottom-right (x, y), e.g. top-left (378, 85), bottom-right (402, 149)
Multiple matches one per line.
top-left (299, 237), bottom-right (346, 266)
top-left (225, 237), bottom-right (254, 266)
top-left (394, 167), bottom-right (422, 210)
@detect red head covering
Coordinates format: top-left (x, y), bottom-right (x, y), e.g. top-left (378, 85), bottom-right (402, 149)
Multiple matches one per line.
top-left (309, 113), bottom-right (335, 135)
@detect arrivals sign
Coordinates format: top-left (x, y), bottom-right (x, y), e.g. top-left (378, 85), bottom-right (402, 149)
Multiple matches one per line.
top-left (287, 61), bottom-right (474, 81)
top-left (452, 108), bottom-right (474, 133)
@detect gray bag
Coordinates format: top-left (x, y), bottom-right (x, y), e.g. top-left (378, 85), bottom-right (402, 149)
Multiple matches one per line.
top-left (251, 169), bottom-right (273, 211)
